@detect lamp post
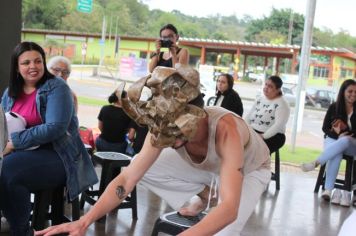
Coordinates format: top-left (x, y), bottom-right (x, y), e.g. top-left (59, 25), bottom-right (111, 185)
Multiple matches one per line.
top-left (290, 0), bottom-right (317, 152)
top-left (98, 15), bottom-right (106, 80)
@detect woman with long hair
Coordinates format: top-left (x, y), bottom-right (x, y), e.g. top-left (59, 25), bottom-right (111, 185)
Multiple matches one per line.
top-left (0, 42), bottom-right (97, 235)
top-left (213, 73), bottom-right (243, 116)
top-left (301, 79), bottom-right (356, 206)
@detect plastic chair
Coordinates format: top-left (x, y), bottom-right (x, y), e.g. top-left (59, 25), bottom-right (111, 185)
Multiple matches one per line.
top-left (80, 152), bottom-right (137, 221)
top-left (151, 211), bottom-right (207, 236)
top-left (31, 186), bottom-right (80, 230)
top-left (314, 154), bottom-right (356, 193)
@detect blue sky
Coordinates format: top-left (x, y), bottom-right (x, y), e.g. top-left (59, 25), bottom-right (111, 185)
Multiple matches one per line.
top-left (143, 0), bottom-right (356, 36)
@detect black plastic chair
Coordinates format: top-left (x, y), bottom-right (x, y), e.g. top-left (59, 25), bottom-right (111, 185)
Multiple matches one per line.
top-left (31, 186), bottom-right (80, 230)
top-left (314, 154), bottom-right (356, 193)
top-left (80, 152), bottom-right (137, 221)
top-left (271, 149), bottom-right (281, 190)
top-left (151, 211), bottom-right (207, 236)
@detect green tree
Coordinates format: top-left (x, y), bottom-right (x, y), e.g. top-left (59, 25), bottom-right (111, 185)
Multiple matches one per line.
top-left (22, 0), bottom-right (68, 29)
top-left (245, 8), bottom-right (304, 45)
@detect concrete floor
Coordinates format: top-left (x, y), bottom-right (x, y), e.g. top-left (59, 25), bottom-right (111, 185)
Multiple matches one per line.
top-left (0, 166), bottom-right (354, 235)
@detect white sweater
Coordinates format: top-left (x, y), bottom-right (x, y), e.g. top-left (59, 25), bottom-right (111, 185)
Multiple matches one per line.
top-left (244, 95), bottom-right (290, 139)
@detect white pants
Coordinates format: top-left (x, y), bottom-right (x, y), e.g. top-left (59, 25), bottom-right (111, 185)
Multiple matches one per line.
top-left (140, 148), bottom-right (271, 235)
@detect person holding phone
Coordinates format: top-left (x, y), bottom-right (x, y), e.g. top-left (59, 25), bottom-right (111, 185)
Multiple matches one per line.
top-left (148, 23), bottom-right (189, 72)
top-left (301, 79), bottom-right (356, 206)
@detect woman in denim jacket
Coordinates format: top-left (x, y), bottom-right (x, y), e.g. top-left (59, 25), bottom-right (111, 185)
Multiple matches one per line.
top-left (0, 42), bottom-right (98, 235)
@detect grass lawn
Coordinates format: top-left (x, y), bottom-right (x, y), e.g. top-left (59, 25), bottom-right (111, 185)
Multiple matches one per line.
top-left (274, 145), bottom-right (346, 172)
top-left (77, 96), bottom-right (107, 106)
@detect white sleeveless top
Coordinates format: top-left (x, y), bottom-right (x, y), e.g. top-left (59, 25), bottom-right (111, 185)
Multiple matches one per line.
top-left (176, 106), bottom-right (270, 175)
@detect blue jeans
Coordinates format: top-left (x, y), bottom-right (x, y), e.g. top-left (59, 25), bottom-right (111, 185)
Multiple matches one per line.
top-left (95, 136), bottom-right (127, 153)
top-left (318, 136), bottom-right (356, 190)
top-left (0, 145), bottom-right (66, 235)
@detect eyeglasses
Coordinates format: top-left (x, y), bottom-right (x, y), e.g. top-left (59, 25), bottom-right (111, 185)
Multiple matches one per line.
top-left (51, 67), bottom-right (70, 77)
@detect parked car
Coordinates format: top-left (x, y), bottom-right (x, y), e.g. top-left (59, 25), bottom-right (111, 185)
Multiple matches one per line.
top-left (256, 85), bottom-right (296, 106)
top-left (282, 86), bottom-right (296, 105)
top-left (247, 72), bottom-right (265, 84)
top-left (305, 88), bottom-right (336, 109)
top-left (280, 73), bottom-right (298, 85)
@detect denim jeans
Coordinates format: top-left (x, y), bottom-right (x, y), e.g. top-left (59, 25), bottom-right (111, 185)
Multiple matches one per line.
top-left (95, 136), bottom-right (127, 153)
top-left (0, 145), bottom-right (66, 235)
top-left (318, 136), bottom-right (356, 190)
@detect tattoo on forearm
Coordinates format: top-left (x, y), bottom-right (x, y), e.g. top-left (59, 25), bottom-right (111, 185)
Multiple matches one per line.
top-left (116, 186), bottom-right (126, 200)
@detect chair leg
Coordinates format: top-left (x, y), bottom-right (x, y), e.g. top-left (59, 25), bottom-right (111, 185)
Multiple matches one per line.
top-left (32, 190), bottom-right (51, 230)
top-left (314, 164), bottom-right (326, 193)
top-left (150, 218), bottom-right (162, 236)
top-left (344, 155), bottom-right (353, 191)
top-left (71, 198), bottom-right (80, 221)
top-left (275, 150), bottom-right (280, 190)
top-left (51, 187), bottom-right (65, 225)
top-left (79, 191), bottom-right (87, 210)
top-left (131, 187), bottom-right (138, 219)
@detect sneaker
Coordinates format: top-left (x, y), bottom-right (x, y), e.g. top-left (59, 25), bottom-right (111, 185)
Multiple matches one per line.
top-left (340, 191), bottom-right (351, 207)
top-left (321, 189), bottom-right (332, 201)
top-left (331, 189), bottom-right (342, 204)
top-left (301, 161), bottom-right (317, 172)
top-left (352, 195), bottom-right (356, 207)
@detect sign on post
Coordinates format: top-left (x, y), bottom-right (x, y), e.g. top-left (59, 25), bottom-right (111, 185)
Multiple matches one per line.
top-left (77, 0), bottom-right (93, 13)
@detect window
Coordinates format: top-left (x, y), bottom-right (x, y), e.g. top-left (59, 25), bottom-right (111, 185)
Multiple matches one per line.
top-left (313, 66), bottom-right (329, 78)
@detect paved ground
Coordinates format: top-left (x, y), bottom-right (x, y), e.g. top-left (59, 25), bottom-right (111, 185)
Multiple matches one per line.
top-left (1, 72), bottom-right (352, 236)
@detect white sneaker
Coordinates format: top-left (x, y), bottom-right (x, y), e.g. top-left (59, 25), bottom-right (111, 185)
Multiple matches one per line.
top-left (331, 189), bottom-right (342, 204)
top-left (321, 189), bottom-right (332, 201)
top-left (301, 161), bottom-right (317, 172)
top-left (340, 191), bottom-right (351, 207)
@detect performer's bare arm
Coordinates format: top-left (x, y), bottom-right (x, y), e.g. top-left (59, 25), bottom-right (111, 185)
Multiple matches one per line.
top-left (35, 133), bottom-right (162, 236)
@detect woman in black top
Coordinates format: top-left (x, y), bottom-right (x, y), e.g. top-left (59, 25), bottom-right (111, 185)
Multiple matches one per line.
top-left (301, 79), bottom-right (356, 206)
top-left (132, 24), bottom-right (190, 153)
top-left (95, 90), bottom-right (134, 153)
top-left (214, 73), bottom-right (244, 116)
top-left (149, 24), bottom-right (189, 72)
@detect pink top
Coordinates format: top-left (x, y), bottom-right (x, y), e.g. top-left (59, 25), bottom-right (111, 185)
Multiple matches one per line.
top-left (12, 90), bottom-right (42, 127)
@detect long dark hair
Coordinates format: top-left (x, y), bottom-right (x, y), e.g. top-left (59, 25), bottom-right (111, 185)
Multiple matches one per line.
top-left (9, 41), bottom-right (54, 98)
top-left (335, 79), bottom-right (356, 120)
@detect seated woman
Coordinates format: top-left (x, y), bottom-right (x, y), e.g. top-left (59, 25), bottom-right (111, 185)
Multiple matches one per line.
top-left (0, 42), bottom-right (98, 235)
top-left (244, 75), bottom-right (290, 154)
top-left (301, 79), bottom-right (356, 206)
top-left (47, 55), bottom-right (78, 113)
top-left (213, 73), bottom-right (243, 116)
top-left (95, 89), bottom-right (134, 153)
